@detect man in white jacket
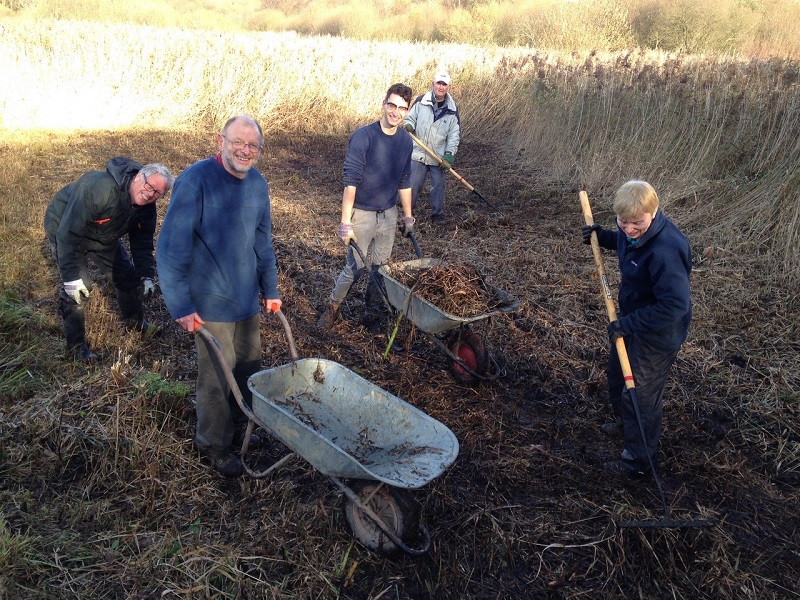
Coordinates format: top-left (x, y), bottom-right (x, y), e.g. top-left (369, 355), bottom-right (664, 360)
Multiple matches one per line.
top-left (403, 71), bottom-right (461, 225)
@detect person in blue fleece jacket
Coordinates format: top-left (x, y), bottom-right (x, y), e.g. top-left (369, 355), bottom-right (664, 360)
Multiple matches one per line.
top-left (582, 180), bottom-right (692, 477)
top-left (157, 115), bottom-right (281, 478)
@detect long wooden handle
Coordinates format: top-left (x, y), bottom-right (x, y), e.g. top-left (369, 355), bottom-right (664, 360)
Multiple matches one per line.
top-left (407, 130), bottom-right (476, 192)
top-left (580, 191), bottom-right (635, 390)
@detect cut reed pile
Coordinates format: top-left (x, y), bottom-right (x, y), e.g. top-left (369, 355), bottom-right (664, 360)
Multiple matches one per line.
top-left (385, 262), bottom-right (502, 318)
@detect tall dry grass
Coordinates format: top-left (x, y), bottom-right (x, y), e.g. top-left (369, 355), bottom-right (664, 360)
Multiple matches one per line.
top-left (6, 0), bottom-right (800, 55)
top-left (498, 49), bottom-right (800, 277)
top-left (0, 20), bottom-right (526, 133)
top-left (3, 21), bottom-right (800, 278)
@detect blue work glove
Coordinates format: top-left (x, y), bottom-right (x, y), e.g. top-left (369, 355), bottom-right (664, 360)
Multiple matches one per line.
top-left (400, 216), bottom-right (415, 238)
top-left (607, 320), bottom-right (626, 344)
top-left (403, 123), bottom-right (415, 134)
top-left (582, 223), bottom-right (602, 244)
top-left (141, 277), bottom-right (156, 298)
top-left (440, 152), bottom-right (454, 171)
top-left (64, 279), bottom-right (90, 304)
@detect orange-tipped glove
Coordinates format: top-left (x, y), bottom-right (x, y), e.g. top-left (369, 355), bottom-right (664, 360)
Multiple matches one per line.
top-left (262, 298), bottom-right (282, 313)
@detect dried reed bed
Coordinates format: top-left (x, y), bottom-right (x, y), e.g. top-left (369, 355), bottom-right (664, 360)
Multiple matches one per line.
top-left (4, 21), bottom-right (800, 278)
top-left (485, 49), bottom-right (800, 281)
top-left (0, 20), bottom-right (528, 133)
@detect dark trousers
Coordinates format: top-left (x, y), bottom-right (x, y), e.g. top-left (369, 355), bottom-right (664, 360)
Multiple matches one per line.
top-left (49, 239), bottom-right (143, 348)
top-left (607, 335), bottom-right (679, 472)
top-left (194, 316), bottom-right (261, 451)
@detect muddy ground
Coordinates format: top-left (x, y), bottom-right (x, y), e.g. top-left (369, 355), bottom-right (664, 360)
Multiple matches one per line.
top-left (5, 131), bottom-right (799, 599)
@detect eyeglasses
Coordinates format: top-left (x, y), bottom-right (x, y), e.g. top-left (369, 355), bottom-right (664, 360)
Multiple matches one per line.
top-left (222, 135), bottom-right (262, 153)
top-left (141, 173), bottom-right (165, 199)
top-left (385, 101), bottom-right (409, 115)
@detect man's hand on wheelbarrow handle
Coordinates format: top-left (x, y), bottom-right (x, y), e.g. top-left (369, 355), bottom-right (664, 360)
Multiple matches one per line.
top-left (262, 298), bottom-right (282, 313)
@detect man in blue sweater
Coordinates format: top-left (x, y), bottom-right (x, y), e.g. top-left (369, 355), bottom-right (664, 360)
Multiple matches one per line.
top-left (582, 180), bottom-right (692, 477)
top-left (316, 83), bottom-right (416, 333)
top-left (157, 115), bottom-right (281, 478)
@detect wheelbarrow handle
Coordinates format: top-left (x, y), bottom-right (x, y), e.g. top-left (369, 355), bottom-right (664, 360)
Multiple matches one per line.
top-left (195, 325), bottom-right (297, 479)
top-left (408, 231), bottom-right (423, 258)
top-left (272, 308), bottom-right (300, 361)
top-left (349, 240), bottom-right (392, 310)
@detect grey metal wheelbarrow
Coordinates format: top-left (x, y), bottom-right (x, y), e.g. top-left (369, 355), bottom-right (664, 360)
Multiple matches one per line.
top-left (373, 241), bottom-right (519, 385)
top-left (351, 236), bottom-right (518, 385)
top-left (196, 311), bottom-right (460, 556)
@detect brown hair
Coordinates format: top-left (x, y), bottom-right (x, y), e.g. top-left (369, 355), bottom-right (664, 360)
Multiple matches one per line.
top-left (384, 83), bottom-right (413, 106)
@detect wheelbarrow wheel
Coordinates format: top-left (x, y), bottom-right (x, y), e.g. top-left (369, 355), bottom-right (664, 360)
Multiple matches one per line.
top-left (343, 480), bottom-right (420, 558)
top-left (447, 330), bottom-right (489, 386)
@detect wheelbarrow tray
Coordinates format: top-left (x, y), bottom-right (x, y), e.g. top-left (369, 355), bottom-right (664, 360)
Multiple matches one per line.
top-left (379, 258), bottom-right (519, 334)
top-left (247, 358), bottom-right (459, 489)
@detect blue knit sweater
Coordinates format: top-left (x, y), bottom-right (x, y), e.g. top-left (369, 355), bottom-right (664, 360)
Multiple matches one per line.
top-left (343, 121), bottom-right (413, 211)
top-left (157, 157), bottom-right (279, 323)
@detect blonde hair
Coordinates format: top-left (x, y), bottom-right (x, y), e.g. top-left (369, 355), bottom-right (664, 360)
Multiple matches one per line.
top-left (613, 180), bottom-right (659, 220)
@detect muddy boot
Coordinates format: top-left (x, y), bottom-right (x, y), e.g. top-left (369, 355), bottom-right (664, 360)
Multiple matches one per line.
top-left (316, 302), bottom-right (340, 330)
top-left (118, 287), bottom-right (161, 337)
top-left (59, 290), bottom-right (99, 363)
top-left (600, 417), bottom-right (623, 437)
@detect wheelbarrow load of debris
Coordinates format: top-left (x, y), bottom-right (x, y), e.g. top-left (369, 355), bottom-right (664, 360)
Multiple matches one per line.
top-left (197, 315), bottom-right (459, 557)
top-left (379, 257), bottom-right (519, 385)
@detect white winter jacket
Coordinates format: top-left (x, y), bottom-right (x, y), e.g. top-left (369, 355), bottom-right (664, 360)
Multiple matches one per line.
top-left (403, 90), bottom-right (461, 166)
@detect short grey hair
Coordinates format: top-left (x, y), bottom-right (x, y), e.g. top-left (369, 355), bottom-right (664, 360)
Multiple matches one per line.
top-left (140, 163), bottom-right (175, 191)
top-left (222, 115), bottom-right (264, 145)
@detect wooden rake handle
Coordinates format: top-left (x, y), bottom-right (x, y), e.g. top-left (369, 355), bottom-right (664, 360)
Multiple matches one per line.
top-left (580, 191), bottom-right (636, 391)
top-left (407, 130), bottom-right (475, 192)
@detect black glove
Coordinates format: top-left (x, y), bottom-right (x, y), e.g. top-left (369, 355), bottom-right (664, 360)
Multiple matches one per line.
top-left (582, 223), bottom-right (602, 244)
top-left (607, 320), bottom-right (626, 343)
top-left (400, 216), bottom-right (415, 238)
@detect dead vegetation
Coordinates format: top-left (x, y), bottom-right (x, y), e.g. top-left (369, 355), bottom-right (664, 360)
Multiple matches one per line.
top-left (0, 130), bottom-right (798, 599)
top-left (385, 262), bottom-right (503, 318)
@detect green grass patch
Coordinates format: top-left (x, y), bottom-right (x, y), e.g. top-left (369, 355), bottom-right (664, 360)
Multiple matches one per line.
top-left (0, 291), bottom-right (57, 399)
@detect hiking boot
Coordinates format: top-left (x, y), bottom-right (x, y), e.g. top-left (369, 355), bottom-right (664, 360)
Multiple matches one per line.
top-left (600, 418), bottom-right (623, 437)
top-left (316, 303), bottom-right (340, 330)
top-left (199, 447), bottom-right (243, 478)
top-left (68, 343), bottom-right (100, 363)
top-left (431, 214), bottom-right (445, 225)
top-left (360, 311), bottom-right (383, 335)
